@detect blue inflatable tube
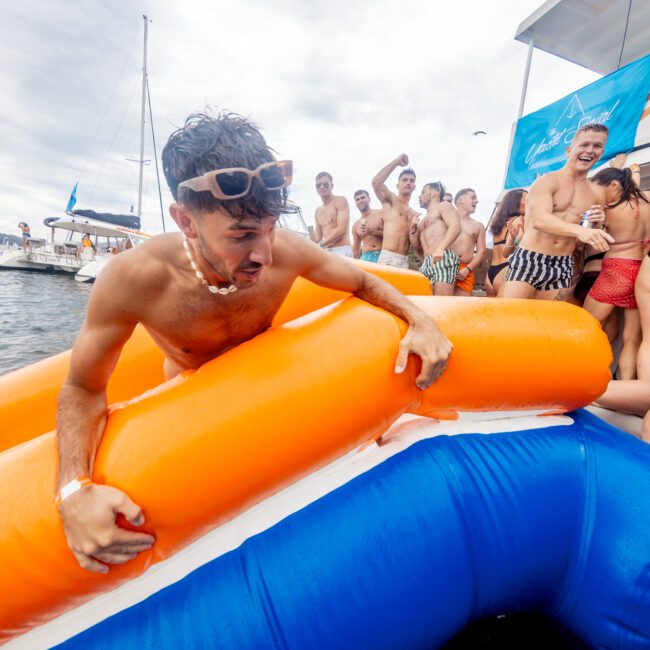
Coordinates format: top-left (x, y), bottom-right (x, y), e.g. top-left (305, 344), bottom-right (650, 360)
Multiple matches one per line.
top-left (55, 410), bottom-right (650, 649)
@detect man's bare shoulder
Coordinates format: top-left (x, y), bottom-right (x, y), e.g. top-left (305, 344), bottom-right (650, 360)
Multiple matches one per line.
top-left (91, 235), bottom-right (174, 312)
top-left (439, 201), bottom-right (457, 216)
top-left (466, 216), bottom-right (483, 232)
top-left (333, 195), bottom-right (349, 208)
top-left (273, 229), bottom-right (317, 266)
top-left (530, 172), bottom-right (560, 194)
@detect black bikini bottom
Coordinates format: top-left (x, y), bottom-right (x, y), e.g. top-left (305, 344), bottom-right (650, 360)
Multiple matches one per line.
top-left (487, 261), bottom-right (509, 285)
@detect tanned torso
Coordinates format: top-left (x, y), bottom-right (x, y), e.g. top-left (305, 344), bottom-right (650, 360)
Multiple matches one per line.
top-left (451, 217), bottom-right (482, 263)
top-left (106, 232), bottom-right (301, 375)
top-left (353, 209), bottom-right (384, 253)
top-left (418, 204), bottom-right (450, 256)
top-left (603, 198), bottom-right (649, 260)
top-left (382, 198), bottom-right (418, 255)
top-left (315, 196), bottom-right (350, 248)
top-left (521, 171), bottom-right (606, 256)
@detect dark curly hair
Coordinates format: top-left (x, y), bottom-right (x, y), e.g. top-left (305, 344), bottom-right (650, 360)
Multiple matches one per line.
top-left (490, 189), bottom-right (527, 236)
top-left (162, 111), bottom-right (287, 219)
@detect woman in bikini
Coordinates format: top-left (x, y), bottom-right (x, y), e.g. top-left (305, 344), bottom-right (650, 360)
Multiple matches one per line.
top-left (486, 189), bottom-right (526, 296)
top-left (584, 166), bottom-right (649, 379)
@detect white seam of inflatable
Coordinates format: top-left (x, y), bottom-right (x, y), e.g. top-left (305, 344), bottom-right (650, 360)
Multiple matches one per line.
top-left (8, 413), bottom-right (573, 649)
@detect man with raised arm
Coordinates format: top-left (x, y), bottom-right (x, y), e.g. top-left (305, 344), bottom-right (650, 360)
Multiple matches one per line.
top-left (410, 181), bottom-right (461, 295)
top-left (314, 172), bottom-right (352, 257)
top-left (372, 154), bottom-right (420, 268)
top-left (56, 113), bottom-right (453, 574)
top-left (451, 188), bottom-right (486, 296)
top-left (501, 124), bottom-right (613, 300)
top-left (351, 189), bottom-right (384, 262)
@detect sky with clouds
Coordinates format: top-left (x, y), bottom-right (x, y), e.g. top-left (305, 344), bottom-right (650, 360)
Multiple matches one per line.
top-left (0, 0), bottom-right (600, 240)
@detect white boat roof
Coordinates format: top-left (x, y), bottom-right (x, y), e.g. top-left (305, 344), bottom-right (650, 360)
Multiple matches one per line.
top-left (46, 216), bottom-right (150, 239)
top-left (515, 0), bottom-right (650, 75)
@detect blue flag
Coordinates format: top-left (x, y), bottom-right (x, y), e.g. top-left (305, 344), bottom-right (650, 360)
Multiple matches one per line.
top-left (66, 182), bottom-right (78, 212)
top-left (505, 54), bottom-right (650, 189)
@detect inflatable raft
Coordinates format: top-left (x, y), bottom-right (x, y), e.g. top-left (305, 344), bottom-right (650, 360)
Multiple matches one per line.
top-left (3, 265), bottom-right (647, 648)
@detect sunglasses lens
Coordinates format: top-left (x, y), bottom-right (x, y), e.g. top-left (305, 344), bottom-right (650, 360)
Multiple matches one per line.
top-left (260, 164), bottom-right (290, 190)
top-left (215, 171), bottom-right (249, 197)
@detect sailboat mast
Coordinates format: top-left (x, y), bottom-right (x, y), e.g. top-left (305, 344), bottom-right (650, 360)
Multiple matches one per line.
top-left (137, 15), bottom-right (149, 219)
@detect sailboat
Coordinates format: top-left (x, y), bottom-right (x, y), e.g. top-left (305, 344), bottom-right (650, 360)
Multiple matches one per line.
top-left (0, 16), bottom-right (160, 281)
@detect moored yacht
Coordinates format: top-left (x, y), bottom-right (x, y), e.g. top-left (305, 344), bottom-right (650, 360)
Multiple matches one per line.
top-left (0, 211), bottom-right (149, 276)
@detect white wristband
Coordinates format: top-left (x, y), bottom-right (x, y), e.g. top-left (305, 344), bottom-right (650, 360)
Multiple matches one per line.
top-left (55, 477), bottom-right (92, 507)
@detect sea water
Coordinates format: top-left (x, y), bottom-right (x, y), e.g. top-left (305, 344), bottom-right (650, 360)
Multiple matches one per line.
top-left (0, 271), bottom-right (91, 375)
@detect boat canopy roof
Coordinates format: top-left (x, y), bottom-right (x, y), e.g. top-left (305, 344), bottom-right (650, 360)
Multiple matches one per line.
top-left (69, 210), bottom-right (141, 230)
top-left (516, 0), bottom-right (650, 74)
top-left (44, 216), bottom-right (150, 239)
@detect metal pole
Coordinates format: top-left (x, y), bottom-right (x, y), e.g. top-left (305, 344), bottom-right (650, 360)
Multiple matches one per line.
top-left (517, 37), bottom-right (534, 119)
top-left (137, 15), bottom-right (149, 219)
top-left (146, 77), bottom-right (166, 232)
top-left (500, 37), bottom-right (535, 190)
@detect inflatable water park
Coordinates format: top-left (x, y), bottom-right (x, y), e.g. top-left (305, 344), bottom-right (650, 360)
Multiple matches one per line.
top-left (2, 2), bottom-right (650, 648)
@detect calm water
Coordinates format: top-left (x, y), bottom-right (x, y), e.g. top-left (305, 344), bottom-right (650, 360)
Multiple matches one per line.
top-left (0, 271), bottom-right (92, 375)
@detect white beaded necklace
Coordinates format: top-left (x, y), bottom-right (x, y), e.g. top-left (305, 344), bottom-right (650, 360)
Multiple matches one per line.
top-left (182, 235), bottom-right (238, 296)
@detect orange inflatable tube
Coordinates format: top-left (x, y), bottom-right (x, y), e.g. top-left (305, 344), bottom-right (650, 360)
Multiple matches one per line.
top-left (0, 297), bottom-right (611, 641)
top-left (0, 261), bottom-right (430, 452)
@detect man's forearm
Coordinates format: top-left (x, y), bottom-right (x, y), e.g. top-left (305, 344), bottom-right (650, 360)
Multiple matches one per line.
top-left (409, 230), bottom-right (423, 258)
top-left (372, 158), bottom-right (399, 190)
top-left (322, 225), bottom-right (349, 248)
top-left (355, 272), bottom-right (435, 329)
top-left (467, 248), bottom-right (485, 271)
top-left (438, 224), bottom-right (461, 252)
top-left (57, 384), bottom-right (108, 488)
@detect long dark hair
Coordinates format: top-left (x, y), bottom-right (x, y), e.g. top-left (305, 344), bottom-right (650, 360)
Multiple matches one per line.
top-left (490, 189), bottom-right (526, 236)
top-left (591, 167), bottom-right (648, 208)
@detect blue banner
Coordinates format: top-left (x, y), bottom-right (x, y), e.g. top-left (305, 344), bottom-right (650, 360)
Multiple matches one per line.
top-left (505, 54), bottom-right (650, 189)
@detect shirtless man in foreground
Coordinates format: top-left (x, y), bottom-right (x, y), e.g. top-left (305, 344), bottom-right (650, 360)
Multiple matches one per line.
top-left (410, 181), bottom-right (461, 295)
top-left (351, 189), bottom-right (384, 262)
top-left (55, 113), bottom-right (453, 573)
top-left (451, 188), bottom-right (486, 296)
top-left (314, 172), bottom-right (352, 257)
top-left (372, 154), bottom-right (419, 268)
top-left (501, 123), bottom-right (613, 300)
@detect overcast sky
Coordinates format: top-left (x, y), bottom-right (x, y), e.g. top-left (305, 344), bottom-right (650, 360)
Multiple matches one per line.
top-left (0, 0), bottom-right (599, 239)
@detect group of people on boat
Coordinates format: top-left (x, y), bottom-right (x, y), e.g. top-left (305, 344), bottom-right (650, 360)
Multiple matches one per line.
top-left (52, 112), bottom-right (649, 578)
top-left (314, 123), bottom-right (649, 440)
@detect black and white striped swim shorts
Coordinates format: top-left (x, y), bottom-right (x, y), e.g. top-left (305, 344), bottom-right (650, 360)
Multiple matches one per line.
top-left (506, 247), bottom-right (574, 291)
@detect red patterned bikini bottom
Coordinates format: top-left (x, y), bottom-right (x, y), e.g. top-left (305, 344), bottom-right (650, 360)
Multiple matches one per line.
top-left (588, 257), bottom-right (642, 309)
